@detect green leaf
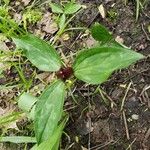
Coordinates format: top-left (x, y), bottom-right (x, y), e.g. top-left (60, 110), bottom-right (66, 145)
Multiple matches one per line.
top-left (0, 136), bottom-right (36, 143)
top-left (36, 116), bottom-right (68, 150)
top-left (18, 93), bottom-right (37, 112)
top-left (58, 14), bottom-right (66, 29)
top-left (28, 105), bottom-right (36, 120)
top-left (3, 0), bottom-right (10, 5)
top-left (35, 80), bottom-right (66, 144)
top-left (30, 145), bottom-right (38, 150)
top-left (13, 34), bottom-right (62, 72)
top-left (50, 3), bottom-right (64, 14)
top-left (91, 23), bottom-right (113, 43)
top-left (73, 46), bottom-right (144, 84)
top-left (64, 2), bottom-right (81, 14)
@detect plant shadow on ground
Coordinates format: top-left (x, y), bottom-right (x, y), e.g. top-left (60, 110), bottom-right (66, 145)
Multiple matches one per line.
top-left (0, 0), bottom-right (150, 149)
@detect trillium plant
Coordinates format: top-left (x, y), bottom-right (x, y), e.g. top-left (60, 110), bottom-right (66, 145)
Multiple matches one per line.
top-left (8, 23), bottom-right (145, 149)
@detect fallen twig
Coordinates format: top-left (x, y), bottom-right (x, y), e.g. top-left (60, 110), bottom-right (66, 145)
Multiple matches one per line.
top-left (123, 110), bottom-right (130, 140)
top-left (120, 82), bottom-right (132, 111)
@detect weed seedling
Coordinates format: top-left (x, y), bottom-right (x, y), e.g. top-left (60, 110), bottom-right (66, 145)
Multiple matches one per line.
top-left (49, 1), bottom-right (85, 43)
top-left (22, 9), bottom-right (42, 30)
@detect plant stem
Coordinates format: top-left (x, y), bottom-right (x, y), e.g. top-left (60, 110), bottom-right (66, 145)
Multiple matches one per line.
top-left (136, 0), bottom-right (140, 21)
top-left (64, 27), bottom-right (87, 32)
top-left (52, 8), bottom-right (84, 45)
top-left (124, 0), bottom-right (128, 5)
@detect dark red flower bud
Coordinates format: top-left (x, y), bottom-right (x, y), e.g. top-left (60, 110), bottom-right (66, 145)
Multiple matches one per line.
top-left (56, 67), bottom-right (73, 81)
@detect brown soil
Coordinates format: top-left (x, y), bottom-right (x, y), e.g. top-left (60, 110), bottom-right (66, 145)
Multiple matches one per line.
top-left (0, 0), bottom-right (150, 150)
top-left (62, 0), bottom-right (150, 150)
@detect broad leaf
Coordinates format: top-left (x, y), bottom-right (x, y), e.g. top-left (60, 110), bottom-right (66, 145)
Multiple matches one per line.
top-left (35, 80), bottom-right (66, 144)
top-left (64, 3), bottom-right (81, 14)
top-left (50, 3), bottom-right (63, 14)
top-left (0, 136), bottom-right (36, 143)
top-left (18, 93), bottom-right (37, 112)
top-left (73, 46), bottom-right (144, 84)
top-left (35, 116), bottom-right (68, 150)
top-left (13, 34), bottom-right (62, 72)
top-left (91, 23), bottom-right (113, 43)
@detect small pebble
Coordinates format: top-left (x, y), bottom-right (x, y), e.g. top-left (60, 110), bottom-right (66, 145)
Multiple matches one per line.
top-left (131, 114), bottom-right (139, 120)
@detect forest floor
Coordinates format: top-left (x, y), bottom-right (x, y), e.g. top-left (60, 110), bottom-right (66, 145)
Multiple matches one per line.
top-left (0, 0), bottom-right (150, 150)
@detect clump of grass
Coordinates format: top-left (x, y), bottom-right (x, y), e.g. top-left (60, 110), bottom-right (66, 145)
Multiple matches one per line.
top-left (0, 4), bottom-right (26, 38)
top-left (0, 16), bottom-right (26, 37)
top-left (0, 6), bottom-right (9, 17)
top-left (22, 9), bottom-right (42, 30)
top-left (0, 1), bottom-right (38, 37)
top-left (107, 9), bottom-right (118, 21)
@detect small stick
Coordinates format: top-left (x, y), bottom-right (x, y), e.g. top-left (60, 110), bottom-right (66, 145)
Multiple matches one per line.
top-left (123, 111), bottom-right (130, 140)
top-left (140, 85), bottom-right (150, 96)
top-left (87, 86), bottom-right (91, 150)
top-left (144, 127), bottom-right (150, 142)
top-left (145, 92), bottom-right (150, 108)
top-left (140, 85), bottom-right (150, 108)
top-left (141, 23), bottom-right (150, 41)
top-left (99, 88), bottom-right (117, 107)
top-left (90, 139), bottom-right (119, 150)
top-left (126, 138), bottom-right (137, 150)
top-left (120, 82), bottom-right (132, 111)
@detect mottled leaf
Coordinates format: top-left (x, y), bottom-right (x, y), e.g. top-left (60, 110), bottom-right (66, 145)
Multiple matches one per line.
top-left (36, 116), bottom-right (68, 150)
top-left (13, 34), bottom-right (62, 72)
top-left (73, 46), bottom-right (144, 84)
top-left (35, 80), bottom-right (66, 144)
top-left (18, 93), bottom-right (37, 112)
